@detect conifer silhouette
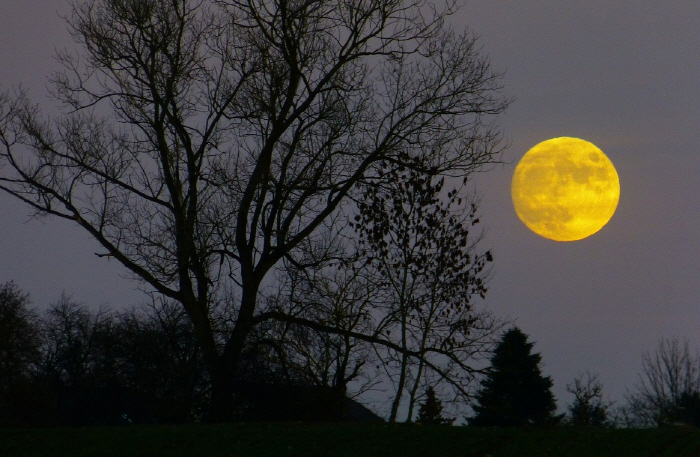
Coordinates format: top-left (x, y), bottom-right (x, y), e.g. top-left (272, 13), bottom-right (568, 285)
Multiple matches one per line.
top-left (417, 387), bottom-right (453, 425)
top-left (469, 327), bottom-right (558, 426)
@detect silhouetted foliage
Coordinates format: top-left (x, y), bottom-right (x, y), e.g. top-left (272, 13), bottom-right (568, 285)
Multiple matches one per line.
top-left (416, 387), bottom-right (454, 425)
top-left (0, 282), bottom-right (41, 426)
top-left (0, 282), bottom-right (38, 380)
top-left (672, 391), bottom-right (700, 427)
top-left (566, 372), bottom-right (613, 427)
top-left (241, 163), bottom-right (505, 426)
top-left (35, 295), bottom-right (115, 425)
top-left (21, 296), bottom-right (209, 426)
top-left (351, 163), bottom-right (503, 423)
top-left (0, 289), bottom-right (208, 426)
top-left (623, 338), bottom-right (700, 427)
top-left (0, 285), bottom-right (382, 426)
top-left (0, 0), bottom-right (508, 422)
top-left (111, 300), bottom-right (209, 424)
top-left (468, 327), bottom-right (558, 427)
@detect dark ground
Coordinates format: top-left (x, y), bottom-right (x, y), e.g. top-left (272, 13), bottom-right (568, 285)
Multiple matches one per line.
top-left (2, 422), bottom-right (700, 457)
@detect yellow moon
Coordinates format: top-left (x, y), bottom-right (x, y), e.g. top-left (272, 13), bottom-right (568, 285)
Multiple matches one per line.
top-left (511, 137), bottom-right (620, 242)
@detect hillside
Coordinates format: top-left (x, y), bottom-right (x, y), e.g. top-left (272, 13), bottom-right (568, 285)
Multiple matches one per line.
top-left (3, 423), bottom-right (700, 456)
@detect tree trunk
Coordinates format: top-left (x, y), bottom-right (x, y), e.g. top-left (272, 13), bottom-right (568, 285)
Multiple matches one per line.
top-left (205, 281), bottom-right (260, 422)
top-left (388, 349), bottom-right (408, 423)
top-left (406, 358), bottom-right (426, 422)
top-left (207, 363), bottom-right (237, 422)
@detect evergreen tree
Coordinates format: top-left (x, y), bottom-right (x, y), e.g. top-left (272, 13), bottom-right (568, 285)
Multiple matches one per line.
top-left (416, 387), bottom-right (454, 425)
top-left (468, 327), bottom-right (558, 426)
top-left (675, 391), bottom-right (700, 426)
top-left (568, 393), bottom-right (609, 427)
top-left (566, 372), bottom-right (612, 427)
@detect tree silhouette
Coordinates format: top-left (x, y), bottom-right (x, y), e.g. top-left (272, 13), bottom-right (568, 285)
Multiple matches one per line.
top-left (675, 391), bottom-right (700, 427)
top-left (112, 300), bottom-right (208, 423)
top-left (352, 164), bottom-right (503, 423)
top-left (0, 282), bottom-right (41, 426)
top-left (0, 0), bottom-right (508, 421)
top-left (27, 295), bottom-right (208, 426)
top-left (624, 338), bottom-right (700, 427)
top-left (0, 281), bottom-right (387, 426)
top-left (416, 386), bottom-right (454, 425)
top-left (0, 282), bottom-right (38, 385)
top-left (468, 327), bottom-right (558, 427)
top-left (566, 372), bottom-right (612, 427)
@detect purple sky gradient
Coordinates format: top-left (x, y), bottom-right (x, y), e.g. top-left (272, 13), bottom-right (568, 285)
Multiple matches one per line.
top-left (2, 1), bottom-right (700, 415)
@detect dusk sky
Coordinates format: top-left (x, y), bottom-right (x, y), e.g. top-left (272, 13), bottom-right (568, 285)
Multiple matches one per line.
top-left (2, 1), bottom-right (700, 415)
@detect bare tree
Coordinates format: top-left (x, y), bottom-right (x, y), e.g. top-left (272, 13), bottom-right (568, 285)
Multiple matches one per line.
top-left (0, 0), bottom-right (508, 420)
top-left (624, 338), bottom-right (700, 427)
top-left (39, 294), bottom-right (114, 390)
top-left (35, 294), bottom-right (118, 425)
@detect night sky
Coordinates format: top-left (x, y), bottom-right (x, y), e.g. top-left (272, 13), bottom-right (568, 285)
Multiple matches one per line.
top-left (2, 1), bottom-right (700, 415)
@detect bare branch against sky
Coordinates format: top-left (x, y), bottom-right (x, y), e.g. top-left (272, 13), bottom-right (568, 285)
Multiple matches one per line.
top-left (2, 0), bottom-right (700, 414)
top-left (0, 0), bottom-right (507, 420)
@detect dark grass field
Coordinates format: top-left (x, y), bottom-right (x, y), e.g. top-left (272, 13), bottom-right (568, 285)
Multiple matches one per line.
top-left (2, 422), bottom-right (700, 457)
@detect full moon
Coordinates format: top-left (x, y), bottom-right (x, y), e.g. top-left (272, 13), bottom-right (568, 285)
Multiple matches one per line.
top-left (511, 137), bottom-right (620, 242)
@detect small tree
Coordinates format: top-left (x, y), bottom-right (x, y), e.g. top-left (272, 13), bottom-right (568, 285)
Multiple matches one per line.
top-left (353, 164), bottom-right (499, 423)
top-left (566, 372), bottom-right (613, 427)
top-left (416, 386), bottom-right (454, 425)
top-left (468, 327), bottom-right (558, 427)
